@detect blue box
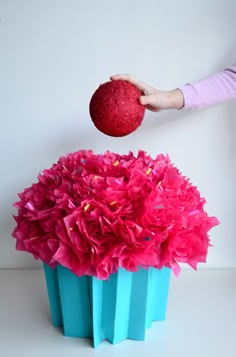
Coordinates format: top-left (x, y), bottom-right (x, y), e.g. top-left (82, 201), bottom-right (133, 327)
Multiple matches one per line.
top-left (44, 264), bottom-right (171, 347)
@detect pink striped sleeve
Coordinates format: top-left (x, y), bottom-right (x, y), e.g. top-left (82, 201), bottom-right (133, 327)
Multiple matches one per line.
top-left (179, 63), bottom-right (236, 109)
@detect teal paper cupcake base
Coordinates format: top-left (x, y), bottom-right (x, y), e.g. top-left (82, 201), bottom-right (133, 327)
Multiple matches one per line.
top-left (43, 264), bottom-right (171, 347)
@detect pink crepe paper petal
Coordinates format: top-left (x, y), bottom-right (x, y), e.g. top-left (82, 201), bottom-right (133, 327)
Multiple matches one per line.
top-left (12, 150), bottom-right (219, 279)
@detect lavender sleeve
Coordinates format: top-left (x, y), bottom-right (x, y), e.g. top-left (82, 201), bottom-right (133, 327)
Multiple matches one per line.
top-left (179, 64), bottom-right (236, 109)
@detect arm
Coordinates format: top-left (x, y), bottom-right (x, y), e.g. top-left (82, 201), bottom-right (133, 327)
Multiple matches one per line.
top-left (180, 64), bottom-right (236, 109)
top-left (111, 64), bottom-right (236, 112)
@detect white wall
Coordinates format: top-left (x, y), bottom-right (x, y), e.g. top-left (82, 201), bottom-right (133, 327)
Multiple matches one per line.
top-left (1, 0), bottom-right (236, 269)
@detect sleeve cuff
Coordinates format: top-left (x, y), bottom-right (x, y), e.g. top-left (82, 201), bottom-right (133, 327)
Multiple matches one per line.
top-left (178, 84), bottom-right (199, 109)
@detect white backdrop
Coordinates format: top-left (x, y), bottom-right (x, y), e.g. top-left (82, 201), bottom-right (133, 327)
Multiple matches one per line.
top-left (1, 0), bottom-right (236, 269)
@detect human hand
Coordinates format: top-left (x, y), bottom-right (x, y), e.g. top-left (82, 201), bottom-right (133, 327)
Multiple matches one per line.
top-left (110, 74), bottom-right (184, 111)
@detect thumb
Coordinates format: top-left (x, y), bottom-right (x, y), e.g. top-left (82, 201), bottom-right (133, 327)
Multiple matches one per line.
top-left (139, 94), bottom-right (157, 107)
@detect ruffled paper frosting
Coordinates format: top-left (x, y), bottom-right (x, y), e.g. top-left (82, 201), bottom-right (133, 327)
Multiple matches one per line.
top-left (12, 150), bottom-right (219, 279)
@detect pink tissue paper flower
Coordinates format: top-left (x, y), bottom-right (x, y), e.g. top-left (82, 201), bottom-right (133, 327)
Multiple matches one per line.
top-left (12, 150), bottom-right (219, 279)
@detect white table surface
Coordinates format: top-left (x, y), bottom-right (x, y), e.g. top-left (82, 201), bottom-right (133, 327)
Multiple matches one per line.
top-left (0, 268), bottom-right (235, 357)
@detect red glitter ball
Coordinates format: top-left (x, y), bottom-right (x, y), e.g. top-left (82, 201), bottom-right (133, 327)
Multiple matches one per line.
top-left (89, 80), bottom-right (145, 137)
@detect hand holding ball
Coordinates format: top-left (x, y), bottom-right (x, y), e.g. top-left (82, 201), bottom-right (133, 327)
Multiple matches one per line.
top-left (89, 80), bottom-right (145, 137)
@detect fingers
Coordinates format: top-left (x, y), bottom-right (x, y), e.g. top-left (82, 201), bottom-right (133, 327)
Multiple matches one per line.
top-left (110, 74), bottom-right (132, 81)
top-left (110, 74), bottom-right (160, 111)
top-left (110, 74), bottom-right (152, 93)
